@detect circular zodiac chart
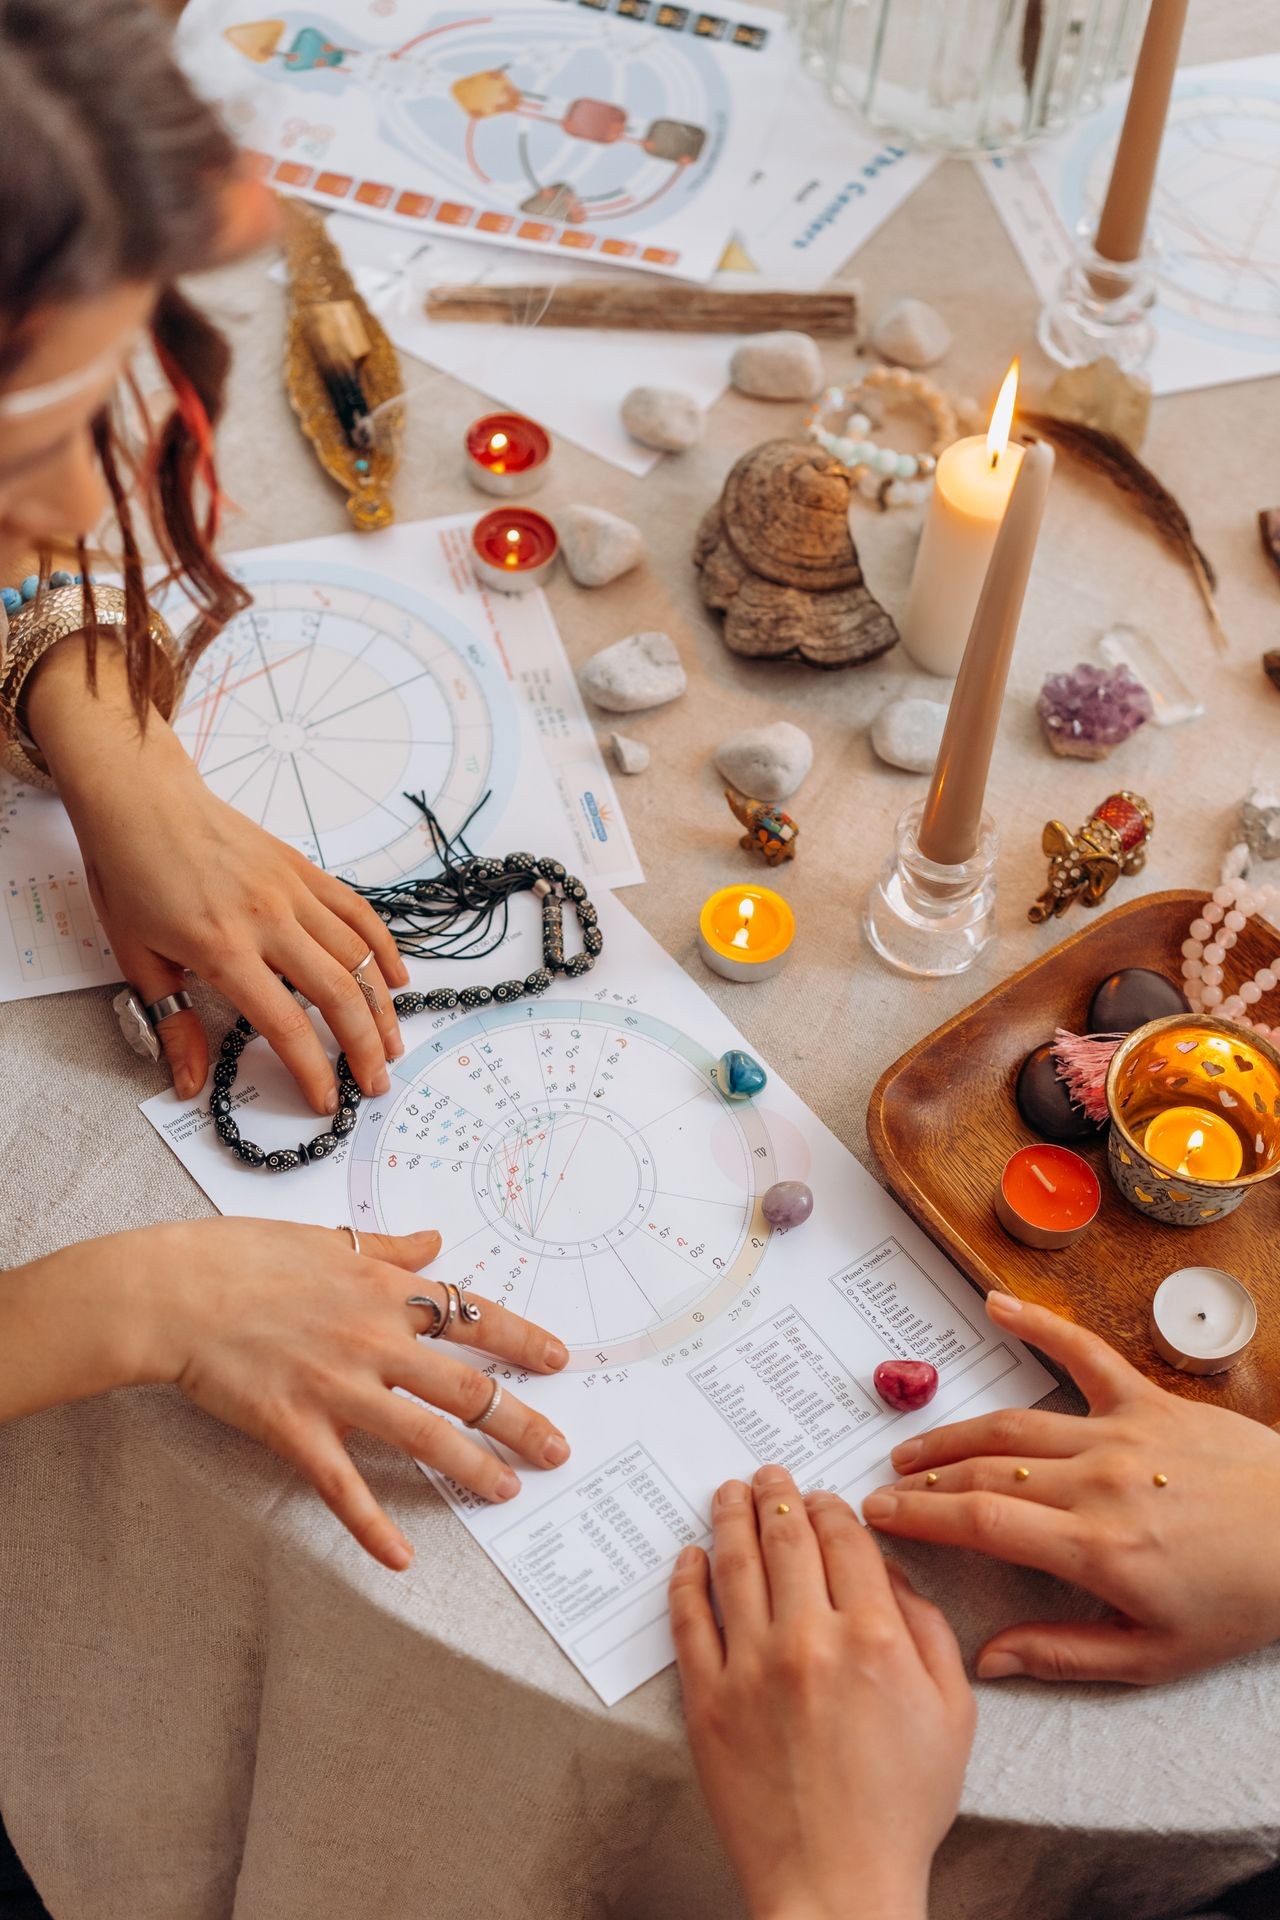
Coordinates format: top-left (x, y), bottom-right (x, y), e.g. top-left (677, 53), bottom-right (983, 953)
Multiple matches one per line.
top-left (1066, 83), bottom-right (1280, 347)
top-left (347, 999), bottom-right (777, 1368)
top-left (172, 563), bottom-right (515, 886)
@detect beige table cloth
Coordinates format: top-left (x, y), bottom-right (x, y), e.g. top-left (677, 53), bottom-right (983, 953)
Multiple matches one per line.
top-left (5, 4), bottom-right (1280, 1913)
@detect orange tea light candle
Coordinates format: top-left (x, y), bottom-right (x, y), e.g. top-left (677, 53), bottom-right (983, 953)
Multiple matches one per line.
top-left (1143, 1105), bottom-right (1243, 1182)
top-left (698, 885), bottom-right (795, 983)
top-left (996, 1143), bottom-right (1101, 1250)
top-left (470, 508), bottom-right (558, 595)
top-left (464, 411), bottom-right (552, 496)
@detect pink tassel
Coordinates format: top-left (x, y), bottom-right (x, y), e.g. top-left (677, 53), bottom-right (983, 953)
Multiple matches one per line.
top-left (1050, 1027), bottom-right (1126, 1122)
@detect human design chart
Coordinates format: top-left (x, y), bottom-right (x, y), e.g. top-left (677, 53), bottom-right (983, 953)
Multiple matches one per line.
top-left (142, 892), bottom-right (1055, 1704)
top-left (178, 0), bottom-right (783, 281)
top-left (982, 55), bottom-right (1280, 395)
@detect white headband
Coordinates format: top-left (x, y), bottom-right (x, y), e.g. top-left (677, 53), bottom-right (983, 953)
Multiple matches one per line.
top-left (0, 339), bottom-right (135, 420)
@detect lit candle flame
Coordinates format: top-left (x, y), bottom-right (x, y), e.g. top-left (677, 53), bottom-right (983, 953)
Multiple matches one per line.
top-left (986, 359), bottom-right (1019, 470)
top-left (1176, 1128), bottom-right (1206, 1177)
top-left (731, 896), bottom-right (755, 950)
top-left (505, 527), bottom-right (521, 543)
top-left (489, 431), bottom-right (509, 453)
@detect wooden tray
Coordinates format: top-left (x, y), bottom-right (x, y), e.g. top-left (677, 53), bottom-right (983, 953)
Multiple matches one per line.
top-left (868, 891), bottom-right (1280, 1424)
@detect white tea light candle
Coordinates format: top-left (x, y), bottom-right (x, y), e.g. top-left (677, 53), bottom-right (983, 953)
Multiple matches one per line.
top-left (1150, 1266), bottom-right (1258, 1374)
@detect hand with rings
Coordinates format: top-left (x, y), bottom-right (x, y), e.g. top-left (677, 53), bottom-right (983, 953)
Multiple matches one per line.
top-left (27, 665), bottom-right (408, 1112)
top-left (864, 1293), bottom-right (1280, 1687)
top-left (139, 1216), bottom-right (572, 1569)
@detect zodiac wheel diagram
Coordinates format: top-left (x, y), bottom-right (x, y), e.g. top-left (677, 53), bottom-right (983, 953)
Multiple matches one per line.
top-left (171, 562), bottom-right (515, 887)
top-left (224, 11), bottom-right (732, 234)
top-left (347, 998), bottom-right (778, 1368)
top-left (1070, 86), bottom-right (1280, 342)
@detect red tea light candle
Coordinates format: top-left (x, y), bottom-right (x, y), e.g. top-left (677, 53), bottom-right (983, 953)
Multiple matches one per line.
top-left (470, 507), bottom-right (558, 595)
top-left (464, 411), bottom-right (552, 496)
top-left (996, 1143), bottom-right (1101, 1250)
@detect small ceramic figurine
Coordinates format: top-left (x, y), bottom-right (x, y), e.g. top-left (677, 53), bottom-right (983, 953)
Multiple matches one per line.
top-left (1028, 790), bottom-right (1154, 924)
top-left (725, 787), bottom-right (798, 865)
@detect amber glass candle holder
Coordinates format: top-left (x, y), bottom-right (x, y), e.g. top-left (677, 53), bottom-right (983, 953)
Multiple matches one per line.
top-left (1105, 1014), bottom-right (1280, 1227)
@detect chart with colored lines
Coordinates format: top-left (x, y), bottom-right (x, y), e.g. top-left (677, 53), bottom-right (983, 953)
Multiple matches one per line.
top-left (347, 997), bottom-right (777, 1367)
top-left (171, 562), bottom-right (515, 888)
top-left (177, 0), bottom-right (785, 280)
top-left (982, 54), bottom-right (1280, 394)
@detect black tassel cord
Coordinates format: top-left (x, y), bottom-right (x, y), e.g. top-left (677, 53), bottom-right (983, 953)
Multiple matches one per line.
top-left (355, 790), bottom-right (553, 960)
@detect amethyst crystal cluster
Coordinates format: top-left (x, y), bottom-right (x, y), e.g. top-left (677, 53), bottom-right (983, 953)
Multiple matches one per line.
top-left (1037, 662), bottom-right (1153, 760)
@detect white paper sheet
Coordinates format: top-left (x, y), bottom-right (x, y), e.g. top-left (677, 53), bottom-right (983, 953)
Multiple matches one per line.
top-left (142, 890), bottom-right (1054, 1705)
top-left (0, 517), bottom-right (640, 1003)
top-left (980, 55), bottom-right (1280, 396)
top-left (176, 0), bottom-right (788, 283)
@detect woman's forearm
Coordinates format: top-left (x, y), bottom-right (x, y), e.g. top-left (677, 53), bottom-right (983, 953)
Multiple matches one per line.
top-left (24, 630), bottom-right (188, 812)
top-left (0, 1227), bottom-right (178, 1423)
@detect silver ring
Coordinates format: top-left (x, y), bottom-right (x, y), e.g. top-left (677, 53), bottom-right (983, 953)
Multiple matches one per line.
top-left (466, 1378), bottom-right (504, 1431)
top-left (339, 1225), bottom-right (361, 1256)
top-left (406, 1291), bottom-right (446, 1336)
top-left (146, 990), bottom-right (194, 1024)
top-left (350, 948), bottom-right (383, 1016)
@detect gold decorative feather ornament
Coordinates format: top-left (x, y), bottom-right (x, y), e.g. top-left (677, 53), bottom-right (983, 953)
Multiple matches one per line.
top-left (278, 197), bottom-right (403, 531)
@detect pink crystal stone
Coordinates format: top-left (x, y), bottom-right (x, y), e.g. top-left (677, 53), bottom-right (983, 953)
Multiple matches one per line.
top-left (873, 1359), bottom-right (939, 1413)
top-left (1037, 663), bottom-right (1154, 761)
top-left (762, 1181), bottom-right (814, 1229)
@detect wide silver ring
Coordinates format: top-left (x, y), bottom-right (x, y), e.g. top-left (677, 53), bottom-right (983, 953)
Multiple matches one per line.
top-left (466, 1378), bottom-right (504, 1431)
top-left (339, 1225), bottom-right (361, 1256)
top-left (350, 947), bottom-right (383, 1016)
top-left (146, 990), bottom-right (194, 1025)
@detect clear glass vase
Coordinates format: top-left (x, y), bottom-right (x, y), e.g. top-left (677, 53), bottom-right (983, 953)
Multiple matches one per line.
top-left (825, 0), bottom-right (1145, 155)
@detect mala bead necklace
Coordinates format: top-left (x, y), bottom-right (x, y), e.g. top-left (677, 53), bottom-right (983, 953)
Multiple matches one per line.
top-left (1181, 877), bottom-right (1280, 1038)
top-left (210, 797), bottom-right (603, 1173)
top-left (803, 367), bottom-right (958, 510)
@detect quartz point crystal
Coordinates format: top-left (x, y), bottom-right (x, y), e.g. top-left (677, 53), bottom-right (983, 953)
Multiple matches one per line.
top-left (1037, 662), bottom-right (1153, 760)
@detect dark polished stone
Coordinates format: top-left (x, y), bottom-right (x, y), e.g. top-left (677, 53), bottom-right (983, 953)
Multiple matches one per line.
top-left (1088, 967), bottom-right (1190, 1035)
top-left (1015, 1041), bottom-right (1106, 1143)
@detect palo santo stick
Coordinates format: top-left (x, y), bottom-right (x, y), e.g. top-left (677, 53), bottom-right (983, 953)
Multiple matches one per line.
top-left (423, 282), bottom-right (857, 336)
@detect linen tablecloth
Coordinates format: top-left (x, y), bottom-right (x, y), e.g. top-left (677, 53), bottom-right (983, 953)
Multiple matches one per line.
top-left (5, 3), bottom-right (1280, 1913)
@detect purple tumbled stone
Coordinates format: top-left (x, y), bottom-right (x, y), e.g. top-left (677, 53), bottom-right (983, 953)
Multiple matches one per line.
top-left (762, 1180), bottom-right (814, 1229)
top-left (1037, 662), bottom-right (1154, 761)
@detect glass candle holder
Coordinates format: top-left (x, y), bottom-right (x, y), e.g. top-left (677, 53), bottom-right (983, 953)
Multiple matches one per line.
top-left (1105, 1014), bottom-right (1280, 1226)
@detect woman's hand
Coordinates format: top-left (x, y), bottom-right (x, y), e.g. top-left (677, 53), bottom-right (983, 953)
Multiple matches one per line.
top-left (4, 1220), bottom-right (572, 1570)
top-left (670, 1466), bottom-right (974, 1920)
top-left (865, 1292), bottom-right (1280, 1686)
top-left (27, 636), bottom-right (407, 1112)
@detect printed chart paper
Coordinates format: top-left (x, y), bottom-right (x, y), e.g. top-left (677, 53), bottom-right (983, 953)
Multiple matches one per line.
top-left (981, 56), bottom-right (1280, 395)
top-left (0, 517), bottom-right (639, 1003)
top-left (143, 892), bottom-right (1054, 1704)
top-left (0, 777), bottom-right (117, 1000)
top-left (177, 0), bottom-right (786, 283)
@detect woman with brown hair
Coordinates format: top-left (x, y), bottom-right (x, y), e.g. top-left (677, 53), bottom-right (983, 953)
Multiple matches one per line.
top-left (0, 0), bottom-right (575, 1563)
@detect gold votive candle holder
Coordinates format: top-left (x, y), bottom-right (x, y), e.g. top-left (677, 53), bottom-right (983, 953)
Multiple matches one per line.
top-left (1105, 1013), bottom-right (1280, 1227)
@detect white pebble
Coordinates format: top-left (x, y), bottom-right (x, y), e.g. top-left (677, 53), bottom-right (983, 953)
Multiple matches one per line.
top-left (869, 296), bottom-right (952, 369)
top-left (609, 732), bottom-right (650, 775)
top-left (558, 505), bottom-right (645, 588)
top-left (579, 631), bottom-right (686, 713)
top-left (714, 721), bottom-right (813, 803)
top-left (729, 331), bottom-right (823, 401)
top-left (871, 697), bottom-right (948, 775)
top-left (620, 386), bottom-right (703, 452)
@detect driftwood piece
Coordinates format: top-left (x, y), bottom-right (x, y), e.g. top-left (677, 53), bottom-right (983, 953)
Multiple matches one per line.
top-left (694, 441), bottom-right (899, 669)
top-left (1260, 508), bottom-right (1280, 585)
top-left (424, 282), bottom-right (858, 336)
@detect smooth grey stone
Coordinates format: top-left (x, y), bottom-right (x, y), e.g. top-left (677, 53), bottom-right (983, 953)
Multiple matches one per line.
top-left (729, 331), bottom-right (823, 401)
top-left (610, 732), bottom-right (650, 774)
top-left (869, 296), bottom-right (951, 370)
top-left (620, 385), bottom-right (703, 452)
top-left (579, 631), bottom-right (686, 713)
top-left (559, 505), bottom-right (645, 588)
top-left (714, 721), bottom-right (812, 802)
top-left (871, 695), bottom-right (947, 773)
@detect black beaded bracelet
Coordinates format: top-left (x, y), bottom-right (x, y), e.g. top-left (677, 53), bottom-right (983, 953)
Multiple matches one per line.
top-left (210, 852), bottom-right (603, 1173)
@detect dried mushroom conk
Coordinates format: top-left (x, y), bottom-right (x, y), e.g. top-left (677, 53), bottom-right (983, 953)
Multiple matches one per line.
top-left (693, 440), bottom-right (900, 668)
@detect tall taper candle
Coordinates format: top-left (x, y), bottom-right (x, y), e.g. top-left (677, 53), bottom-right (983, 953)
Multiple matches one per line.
top-left (917, 439), bottom-right (1055, 868)
top-left (1094, 0), bottom-right (1189, 265)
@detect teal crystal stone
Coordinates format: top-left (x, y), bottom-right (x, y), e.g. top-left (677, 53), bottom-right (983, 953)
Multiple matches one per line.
top-left (714, 1049), bottom-right (767, 1101)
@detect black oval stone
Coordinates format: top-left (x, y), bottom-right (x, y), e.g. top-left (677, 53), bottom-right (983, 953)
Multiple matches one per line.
top-left (1088, 968), bottom-right (1190, 1035)
top-left (1015, 1042), bottom-right (1106, 1143)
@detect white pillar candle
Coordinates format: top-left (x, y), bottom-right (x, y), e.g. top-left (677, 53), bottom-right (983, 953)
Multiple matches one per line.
top-left (899, 363), bottom-right (1023, 678)
top-left (1150, 1266), bottom-right (1258, 1374)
